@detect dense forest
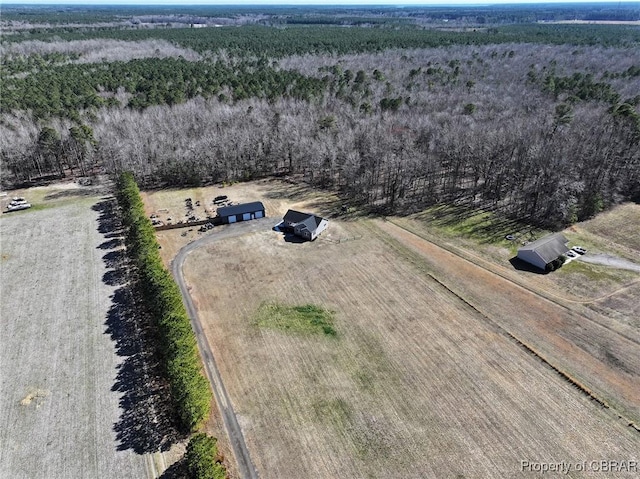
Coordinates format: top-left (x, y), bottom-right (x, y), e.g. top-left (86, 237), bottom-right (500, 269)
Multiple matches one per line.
top-left (1, 5), bottom-right (639, 228)
top-left (2, 3), bottom-right (639, 27)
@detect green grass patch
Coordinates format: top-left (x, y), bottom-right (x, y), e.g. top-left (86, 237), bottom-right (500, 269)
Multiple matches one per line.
top-left (254, 302), bottom-right (337, 337)
top-left (28, 203), bottom-right (50, 212)
top-left (560, 259), bottom-right (628, 283)
top-left (312, 397), bottom-right (352, 429)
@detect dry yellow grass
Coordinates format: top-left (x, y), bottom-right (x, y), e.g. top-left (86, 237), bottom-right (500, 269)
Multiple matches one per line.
top-left (574, 203), bottom-right (640, 255)
top-left (141, 178), bottom-right (344, 265)
top-left (144, 182), bottom-right (639, 477)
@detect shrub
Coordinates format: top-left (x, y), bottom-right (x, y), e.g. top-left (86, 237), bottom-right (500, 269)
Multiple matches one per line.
top-left (116, 172), bottom-right (212, 431)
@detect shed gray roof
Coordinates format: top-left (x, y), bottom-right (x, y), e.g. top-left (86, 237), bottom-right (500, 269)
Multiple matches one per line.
top-left (217, 201), bottom-right (265, 217)
top-left (518, 233), bottom-right (569, 263)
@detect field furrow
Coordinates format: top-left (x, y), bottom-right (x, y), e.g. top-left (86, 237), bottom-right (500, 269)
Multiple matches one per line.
top-left (0, 198), bottom-right (149, 479)
top-left (373, 219), bottom-right (640, 424)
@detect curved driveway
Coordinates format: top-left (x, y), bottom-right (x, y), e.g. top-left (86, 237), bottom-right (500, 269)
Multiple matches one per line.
top-left (171, 218), bottom-right (273, 479)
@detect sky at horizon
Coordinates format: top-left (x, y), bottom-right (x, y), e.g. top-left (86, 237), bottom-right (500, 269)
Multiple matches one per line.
top-left (3, 0), bottom-right (638, 6)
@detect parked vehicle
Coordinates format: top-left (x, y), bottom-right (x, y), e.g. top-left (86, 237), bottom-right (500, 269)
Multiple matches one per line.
top-left (6, 202), bottom-right (31, 212)
top-left (572, 246), bottom-right (587, 255)
top-left (566, 250), bottom-right (577, 258)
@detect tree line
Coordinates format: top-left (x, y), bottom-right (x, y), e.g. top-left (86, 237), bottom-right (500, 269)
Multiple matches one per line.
top-left (2, 42), bottom-right (639, 230)
top-left (93, 92), bottom-right (636, 227)
top-left (1, 56), bottom-right (326, 120)
top-left (4, 23), bottom-right (640, 54)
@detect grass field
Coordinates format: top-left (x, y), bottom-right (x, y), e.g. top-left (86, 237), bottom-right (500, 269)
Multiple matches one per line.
top-left (0, 186), bottom-right (152, 478)
top-left (572, 203), bottom-right (640, 257)
top-left (253, 303), bottom-right (337, 337)
top-left (179, 214), bottom-right (638, 478)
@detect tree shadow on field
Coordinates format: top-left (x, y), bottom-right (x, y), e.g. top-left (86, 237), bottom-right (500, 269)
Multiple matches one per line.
top-left (410, 203), bottom-right (541, 245)
top-left (159, 457), bottom-right (188, 479)
top-left (93, 199), bottom-right (183, 455)
top-left (44, 187), bottom-right (104, 201)
top-left (98, 238), bottom-right (122, 250)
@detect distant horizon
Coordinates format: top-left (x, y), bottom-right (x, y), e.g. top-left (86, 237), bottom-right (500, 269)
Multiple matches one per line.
top-left (3, 0), bottom-right (639, 6)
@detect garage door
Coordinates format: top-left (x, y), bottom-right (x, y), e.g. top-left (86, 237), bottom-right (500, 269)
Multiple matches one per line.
top-left (255, 211), bottom-right (263, 218)
top-left (243, 213), bottom-right (252, 221)
top-left (228, 215), bottom-right (237, 223)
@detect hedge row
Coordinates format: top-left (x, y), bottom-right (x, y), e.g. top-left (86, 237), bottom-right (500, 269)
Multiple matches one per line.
top-left (116, 172), bottom-right (212, 431)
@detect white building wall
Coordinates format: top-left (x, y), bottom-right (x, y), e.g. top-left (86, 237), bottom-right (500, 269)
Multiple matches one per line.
top-left (311, 219), bottom-right (329, 240)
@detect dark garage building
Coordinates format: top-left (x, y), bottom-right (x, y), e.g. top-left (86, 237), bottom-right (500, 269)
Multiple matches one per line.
top-left (217, 201), bottom-right (265, 224)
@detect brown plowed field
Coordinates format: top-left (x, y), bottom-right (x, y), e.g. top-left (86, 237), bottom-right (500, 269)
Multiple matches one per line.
top-left (182, 220), bottom-right (639, 478)
top-left (0, 192), bottom-right (151, 479)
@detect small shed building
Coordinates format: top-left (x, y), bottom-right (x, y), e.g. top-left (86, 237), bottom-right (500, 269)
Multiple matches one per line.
top-left (517, 233), bottom-right (570, 270)
top-left (282, 209), bottom-right (329, 241)
top-left (217, 201), bottom-right (265, 224)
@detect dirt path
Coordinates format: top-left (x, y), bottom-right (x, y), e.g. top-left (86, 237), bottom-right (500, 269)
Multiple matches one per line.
top-left (372, 219), bottom-right (640, 426)
top-left (171, 219), bottom-right (273, 479)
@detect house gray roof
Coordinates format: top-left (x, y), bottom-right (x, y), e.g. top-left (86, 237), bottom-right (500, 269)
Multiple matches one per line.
top-left (295, 216), bottom-right (319, 233)
top-left (518, 233), bottom-right (569, 264)
top-left (217, 201), bottom-right (264, 217)
top-left (284, 209), bottom-right (326, 233)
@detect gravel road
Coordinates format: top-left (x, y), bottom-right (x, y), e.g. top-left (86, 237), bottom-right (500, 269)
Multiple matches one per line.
top-left (578, 253), bottom-right (640, 272)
